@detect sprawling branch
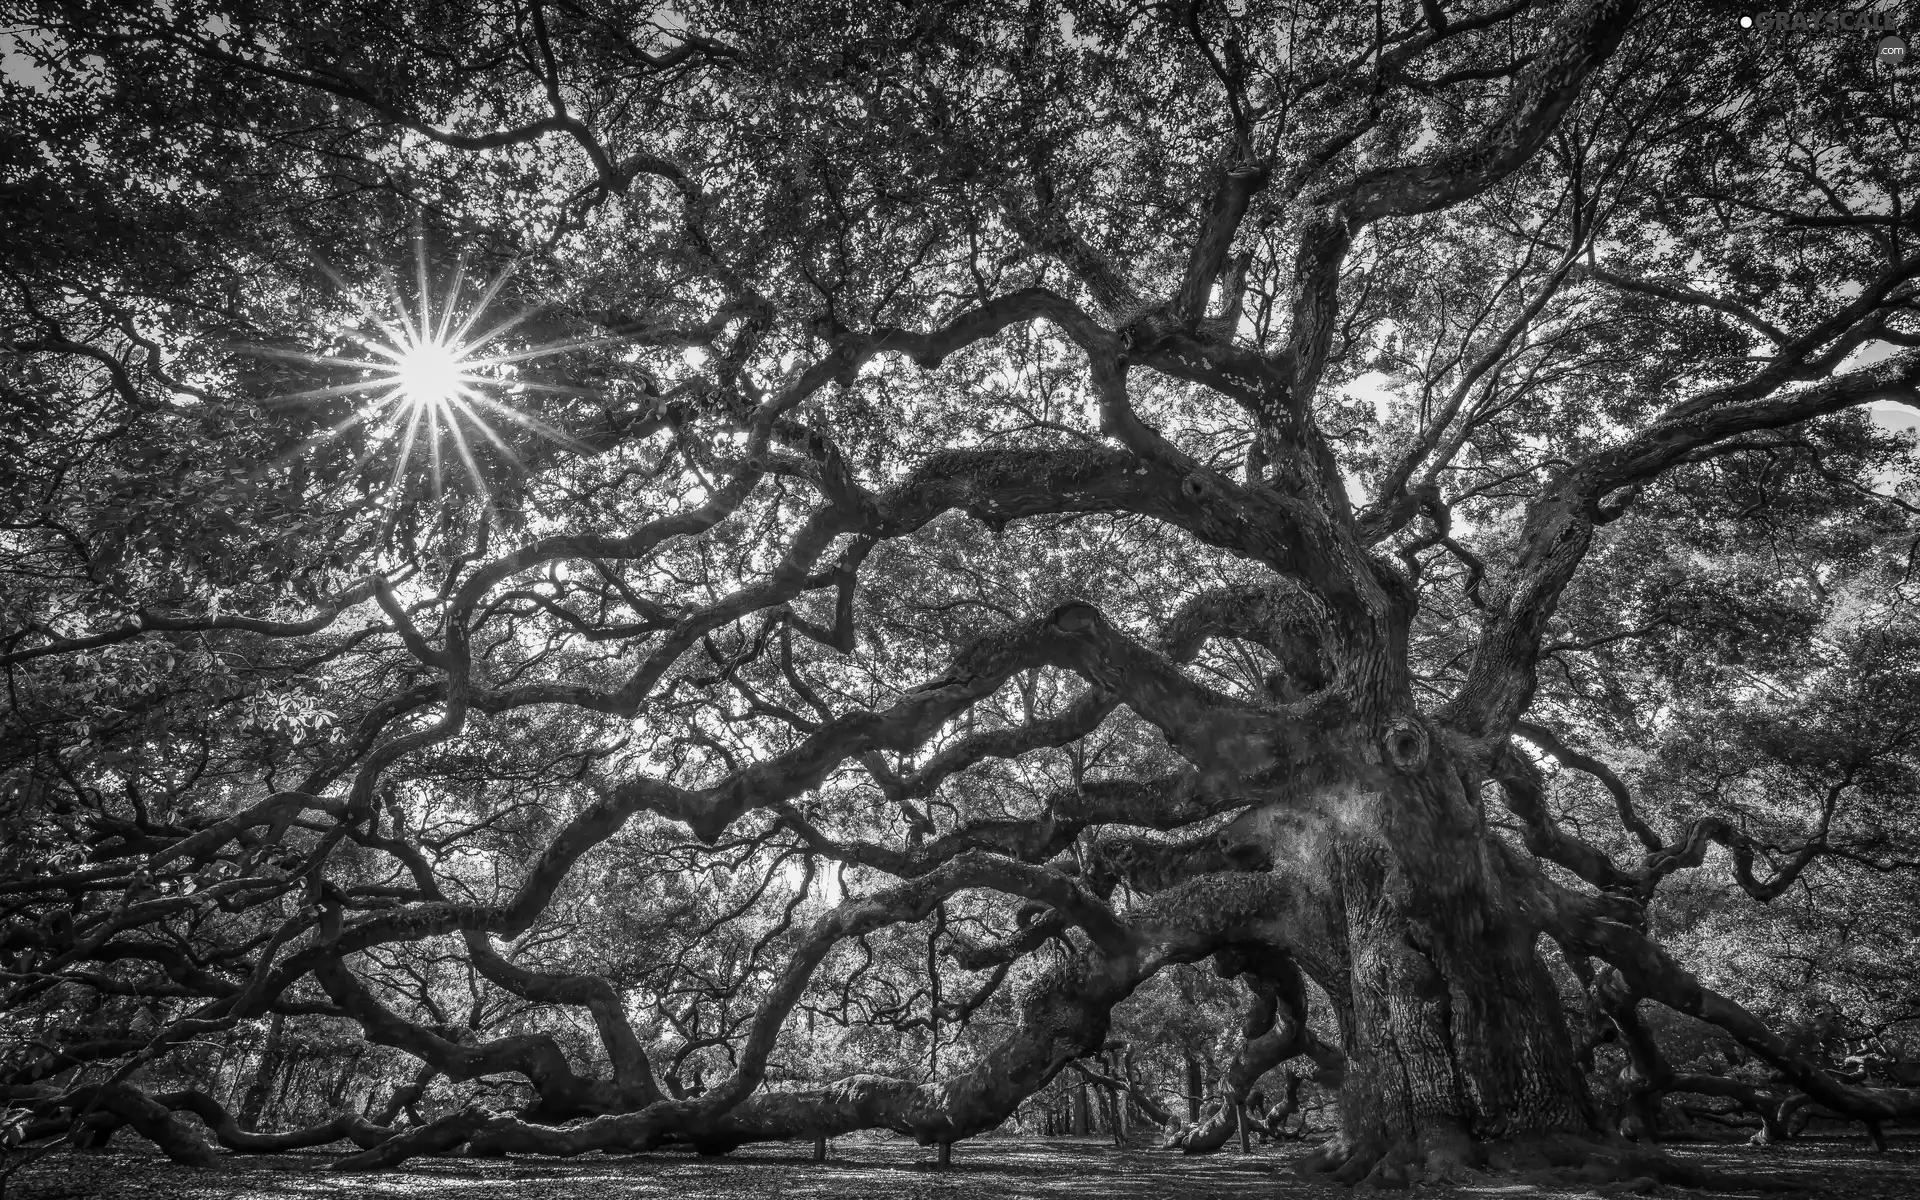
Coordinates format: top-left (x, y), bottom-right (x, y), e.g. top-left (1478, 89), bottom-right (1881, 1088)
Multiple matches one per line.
top-left (1538, 865), bottom-right (1920, 1123)
top-left (1449, 348), bottom-right (1920, 736)
top-left (1326, 0), bottom-right (1640, 223)
top-left (1515, 721), bottom-right (1662, 852)
top-left (0, 575), bottom-right (389, 666)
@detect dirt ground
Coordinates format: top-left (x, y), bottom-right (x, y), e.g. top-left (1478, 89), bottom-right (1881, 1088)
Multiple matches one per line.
top-left (5, 1133), bottom-right (1919, 1200)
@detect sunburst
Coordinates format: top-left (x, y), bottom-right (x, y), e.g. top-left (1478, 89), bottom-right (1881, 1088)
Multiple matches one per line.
top-left (252, 240), bottom-right (613, 503)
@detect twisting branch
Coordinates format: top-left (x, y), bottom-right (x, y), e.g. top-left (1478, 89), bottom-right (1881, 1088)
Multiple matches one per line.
top-left (1515, 720), bottom-right (1662, 851)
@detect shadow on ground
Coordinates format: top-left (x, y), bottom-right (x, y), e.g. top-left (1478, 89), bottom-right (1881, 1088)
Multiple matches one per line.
top-left (6, 1133), bottom-right (1919, 1199)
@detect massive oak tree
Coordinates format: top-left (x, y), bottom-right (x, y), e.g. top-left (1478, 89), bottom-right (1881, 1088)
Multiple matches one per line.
top-left (3, 0), bottom-right (1918, 1186)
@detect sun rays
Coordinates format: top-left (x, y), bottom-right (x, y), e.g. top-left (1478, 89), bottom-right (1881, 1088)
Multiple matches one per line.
top-left (250, 240), bottom-right (611, 504)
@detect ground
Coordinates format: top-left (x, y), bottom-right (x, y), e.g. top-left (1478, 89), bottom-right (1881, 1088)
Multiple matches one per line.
top-left (6, 1134), bottom-right (1919, 1200)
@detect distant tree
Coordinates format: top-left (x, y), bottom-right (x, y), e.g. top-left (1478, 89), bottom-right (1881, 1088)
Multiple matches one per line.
top-left (2, 0), bottom-right (1917, 1186)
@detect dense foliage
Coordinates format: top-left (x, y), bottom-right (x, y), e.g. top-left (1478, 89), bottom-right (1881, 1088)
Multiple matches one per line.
top-left (2, 0), bottom-right (1917, 1185)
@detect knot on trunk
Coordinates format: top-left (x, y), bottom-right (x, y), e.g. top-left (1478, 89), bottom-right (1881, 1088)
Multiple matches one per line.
top-left (1049, 600), bottom-right (1102, 632)
top-left (1380, 718), bottom-right (1430, 773)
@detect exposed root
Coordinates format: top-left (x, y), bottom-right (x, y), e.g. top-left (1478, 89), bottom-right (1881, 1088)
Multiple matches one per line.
top-left (9, 1084), bottom-right (218, 1167)
top-left (6, 1080), bottom-right (411, 1165)
top-left (1172, 1097), bottom-right (1238, 1154)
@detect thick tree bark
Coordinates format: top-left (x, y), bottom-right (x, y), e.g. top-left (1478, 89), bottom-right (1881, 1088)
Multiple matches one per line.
top-left (157, 1088), bottom-right (400, 1152)
top-left (1184, 1053), bottom-right (1203, 1123)
top-left (1097, 1056), bottom-right (1124, 1144)
top-left (1263, 1072), bottom-right (1306, 1140)
top-left (1179, 949), bottom-right (1319, 1155)
top-left (15, 1084), bottom-right (219, 1167)
top-left (236, 1012), bottom-right (285, 1132)
top-left (1278, 754), bottom-right (1620, 1185)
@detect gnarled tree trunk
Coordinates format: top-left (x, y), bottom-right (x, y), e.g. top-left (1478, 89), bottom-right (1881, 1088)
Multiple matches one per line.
top-left (1274, 750), bottom-right (1693, 1187)
top-left (236, 1013), bottom-right (286, 1132)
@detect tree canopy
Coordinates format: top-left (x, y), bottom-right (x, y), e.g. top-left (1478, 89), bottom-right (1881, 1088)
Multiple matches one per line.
top-left (2, 0), bottom-right (1918, 1185)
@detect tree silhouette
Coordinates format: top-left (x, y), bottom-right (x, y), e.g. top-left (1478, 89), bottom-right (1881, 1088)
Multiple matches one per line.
top-left (2, 0), bottom-right (1917, 1186)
